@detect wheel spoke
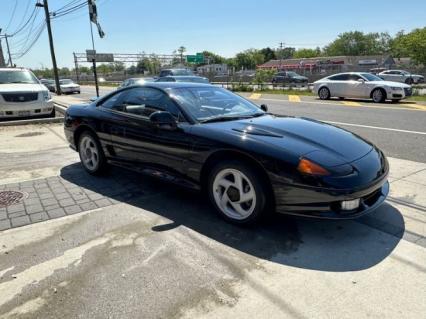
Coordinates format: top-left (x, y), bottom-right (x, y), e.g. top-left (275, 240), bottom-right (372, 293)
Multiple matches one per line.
top-left (229, 202), bottom-right (248, 216)
top-left (220, 192), bottom-right (230, 209)
top-left (217, 179), bottom-right (233, 189)
top-left (233, 172), bottom-right (244, 193)
top-left (238, 188), bottom-right (255, 203)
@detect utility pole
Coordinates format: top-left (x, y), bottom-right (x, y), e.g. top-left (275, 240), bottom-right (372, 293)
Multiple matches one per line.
top-left (36, 0), bottom-right (61, 95)
top-left (73, 52), bottom-right (80, 83)
top-left (0, 38), bottom-right (5, 67)
top-left (279, 42), bottom-right (285, 71)
top-left (4, 35), bottom-right (12, 67)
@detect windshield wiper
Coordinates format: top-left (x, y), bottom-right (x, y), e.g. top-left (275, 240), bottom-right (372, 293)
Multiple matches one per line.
top-left (200, 115), bottom-right (253, 123)
top-left (200, 113), bottom-right (266, 123)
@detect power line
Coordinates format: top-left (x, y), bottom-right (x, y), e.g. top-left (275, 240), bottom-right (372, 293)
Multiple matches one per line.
top-left (11, 20), bottom-right (46, 59)
top-left (4, 0), bottom-right (19, 32)
top-left (52, 0), bottom-right (87, 18)
top-left (8, 4), bottom-right (38, 36)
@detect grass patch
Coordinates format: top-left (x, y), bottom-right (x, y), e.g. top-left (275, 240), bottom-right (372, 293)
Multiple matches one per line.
top-left (406, 95), bottom-right (426, 102)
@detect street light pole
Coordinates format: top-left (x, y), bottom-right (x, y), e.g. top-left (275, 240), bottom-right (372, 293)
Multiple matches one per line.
top-left (37, 0), bottom-right (61, 95)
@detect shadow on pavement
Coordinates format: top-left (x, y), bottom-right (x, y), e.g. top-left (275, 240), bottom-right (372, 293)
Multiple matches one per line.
top-left (60, 163), bottom-right (404, 272)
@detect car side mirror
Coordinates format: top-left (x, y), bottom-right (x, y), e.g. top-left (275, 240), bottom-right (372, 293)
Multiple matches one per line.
top-left (357, 78), bottom-right (365, 83)
top-left (149, 111), bottom-right (177, 130)
top-left (260, 104), bottom-right (268, 112)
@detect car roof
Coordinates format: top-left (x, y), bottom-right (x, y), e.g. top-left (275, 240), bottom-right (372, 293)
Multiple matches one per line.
top-left (131, 82), bottom-right (213, 90)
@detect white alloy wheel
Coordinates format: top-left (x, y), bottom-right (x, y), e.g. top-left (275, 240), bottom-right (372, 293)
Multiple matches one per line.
top-left (79, 135), bottom-right (100, 172)
top-left (212, 168), bottom-right (256, 220)
top-left (372, 89), bottom-right (383, 103)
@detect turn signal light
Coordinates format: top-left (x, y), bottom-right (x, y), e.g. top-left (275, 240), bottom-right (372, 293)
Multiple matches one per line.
top-left (298, 158), bottom-right (330, 176)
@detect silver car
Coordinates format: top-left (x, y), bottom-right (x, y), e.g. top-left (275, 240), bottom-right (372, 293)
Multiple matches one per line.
top-left (313, 72), bottom-right (412, 103)
top-left (378, 70), bottom-right (424, 85)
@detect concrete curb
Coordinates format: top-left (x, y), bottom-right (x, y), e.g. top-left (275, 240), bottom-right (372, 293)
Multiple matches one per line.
top-left (0, 116), bottom-right (64, 127)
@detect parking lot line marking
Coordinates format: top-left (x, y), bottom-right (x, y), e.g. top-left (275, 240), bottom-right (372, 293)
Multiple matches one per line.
top-left (342, 101), bottom-right (362, 107)
top-left (249, 93), bottom-right (261, 100)
top-left (257, 97), bottom-right (426, 112)
top-left (288, 95), bottom-right (301, 102)
top-left (325, 121), bottom-right (426, 135)
top-left (403, 103), bottom-right (426, 111)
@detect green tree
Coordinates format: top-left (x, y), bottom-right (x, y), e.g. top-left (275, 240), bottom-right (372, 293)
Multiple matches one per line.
top-left (234, 49), bottom-right (265, 70)
top-left (260, 47), bottom-right (276, 61)
top-left (177, 46), bottom-right (186, 64)
top-left (293, 48), bottom-right (320, 58)
top-left (323, 31), bottom-right (391, 56)
top-left (276, 47), bottom-right (295, 60)
top-left (391, 28), bottom-right (426, 65)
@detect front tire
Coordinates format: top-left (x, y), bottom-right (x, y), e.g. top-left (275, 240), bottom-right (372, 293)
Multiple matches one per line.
top-left (208, 160), bottom-right (267, 224)
top-left (78, 131), bottom-right (107, 175)
top-left (318, 87), bottom-right (330, 100)
top-left (372, 88), bottom-right (385, 103)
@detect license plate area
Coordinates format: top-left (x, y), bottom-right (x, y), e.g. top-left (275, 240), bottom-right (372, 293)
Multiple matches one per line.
top-left (18, 111), bottom-right (31, 116)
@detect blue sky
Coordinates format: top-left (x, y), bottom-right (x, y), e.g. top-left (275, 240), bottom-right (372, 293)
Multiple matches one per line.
top-left (1, 0), bottom-right (426, 68)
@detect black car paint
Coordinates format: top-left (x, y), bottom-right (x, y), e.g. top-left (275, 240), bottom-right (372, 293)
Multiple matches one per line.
top-left (64, 83), bottom-right (389, 219)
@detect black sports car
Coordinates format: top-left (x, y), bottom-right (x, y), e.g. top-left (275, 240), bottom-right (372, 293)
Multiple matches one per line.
top-left (64, 82), bottom-right (389, 224)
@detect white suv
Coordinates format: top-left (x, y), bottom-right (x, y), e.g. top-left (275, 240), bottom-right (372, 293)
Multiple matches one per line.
top-left (0, 68), bottom-right (54, 119)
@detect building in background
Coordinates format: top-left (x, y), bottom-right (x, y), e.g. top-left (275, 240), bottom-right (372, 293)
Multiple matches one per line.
top-left (197, 64), bottom-right (228, 75)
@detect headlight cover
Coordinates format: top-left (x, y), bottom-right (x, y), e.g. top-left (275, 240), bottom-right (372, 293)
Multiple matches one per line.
top-left (390, 86), bottom-right (402, 91)
top-left (42, 90), bottom-right (51, 101)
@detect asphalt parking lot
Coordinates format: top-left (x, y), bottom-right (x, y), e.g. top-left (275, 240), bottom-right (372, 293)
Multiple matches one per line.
top-left (0, 92), bottom-right (425, 318)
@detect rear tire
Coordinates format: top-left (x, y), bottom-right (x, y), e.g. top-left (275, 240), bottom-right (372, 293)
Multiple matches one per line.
top-left (78, 131), bottom-right (107, 175)
top-left (318, 87), bottom-right (330, 100)
top-left (208, 160), bottom-right (267, 225)
top-left (372, 88), bottom-right (385, 103)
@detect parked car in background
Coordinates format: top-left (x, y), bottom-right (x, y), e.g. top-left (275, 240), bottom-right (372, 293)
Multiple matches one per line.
top-left (272, 71), bottom-right (308, 84)
top-left (40, 79), bottom-right (56, 92)
top-left (155, 75), bottom-right (209, 84)
top-left (378, 70), bottom-right (424, 84)
top-left (313, 72), bottom-right (412, 103)
top-left (159, 68), bottom-right (194, 77)
top-left (0, 68), bottom-right (54, 119)
top-left (119, 77), bottom-right (155, 89)
top-left (59, 79), bottom-right (80, 94)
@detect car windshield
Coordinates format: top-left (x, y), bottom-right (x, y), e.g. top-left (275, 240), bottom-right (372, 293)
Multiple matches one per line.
top-left (361, 73), bottom-right (383, 81)
top-left (0, 70), bottom-right (39, 84)
top-left (172, 69), bottom-right (193, 76)
top-left (60, 79), bottom-right (74, 84)
top-left (287, 71), bottom-right (299, 77)
top-left (170, 87), bottom-right (264, 122)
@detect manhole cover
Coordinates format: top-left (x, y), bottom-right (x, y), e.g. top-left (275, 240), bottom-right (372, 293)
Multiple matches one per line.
top-left (0, 191), bottom-right (27, 208)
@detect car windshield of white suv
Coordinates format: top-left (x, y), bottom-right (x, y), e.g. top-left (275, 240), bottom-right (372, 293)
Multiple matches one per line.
top-left (0, 70), bottom-right (39, 84)
top-left (361, 73), bottom-right (383, 82)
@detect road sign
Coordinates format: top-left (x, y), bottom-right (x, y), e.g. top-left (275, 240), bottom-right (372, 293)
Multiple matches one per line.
top-left (86, 50), bottom-right (114, 62)
top-left (186, 53), bottom-right (204, 63)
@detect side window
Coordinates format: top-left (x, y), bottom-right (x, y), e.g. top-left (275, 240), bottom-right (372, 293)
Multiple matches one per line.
top-left (328, 74), bottom-right (349, 81)
top-left (99, 90), bottom-right (128, 109)
top-left (348, 74), bottom-right (361, 81)
top-left (119, 88), bottom-right (182, 119)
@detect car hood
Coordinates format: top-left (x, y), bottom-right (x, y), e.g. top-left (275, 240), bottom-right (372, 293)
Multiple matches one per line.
top-left (369, 80), bottom-right (411, 88)
top-left (195, 115), bottom-right (373, 168)
top-left (0, 83), bottom-right (46, 92)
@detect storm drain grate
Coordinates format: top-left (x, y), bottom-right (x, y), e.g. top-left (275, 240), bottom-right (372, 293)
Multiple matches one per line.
top-left (0, 191), bottom-right (26, 208)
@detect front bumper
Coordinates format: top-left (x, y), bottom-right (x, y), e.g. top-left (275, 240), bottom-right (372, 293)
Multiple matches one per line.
top-left (0, 100), bottom-right (54, 118)
top-left (275, 179), bottom-right (389, 219)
